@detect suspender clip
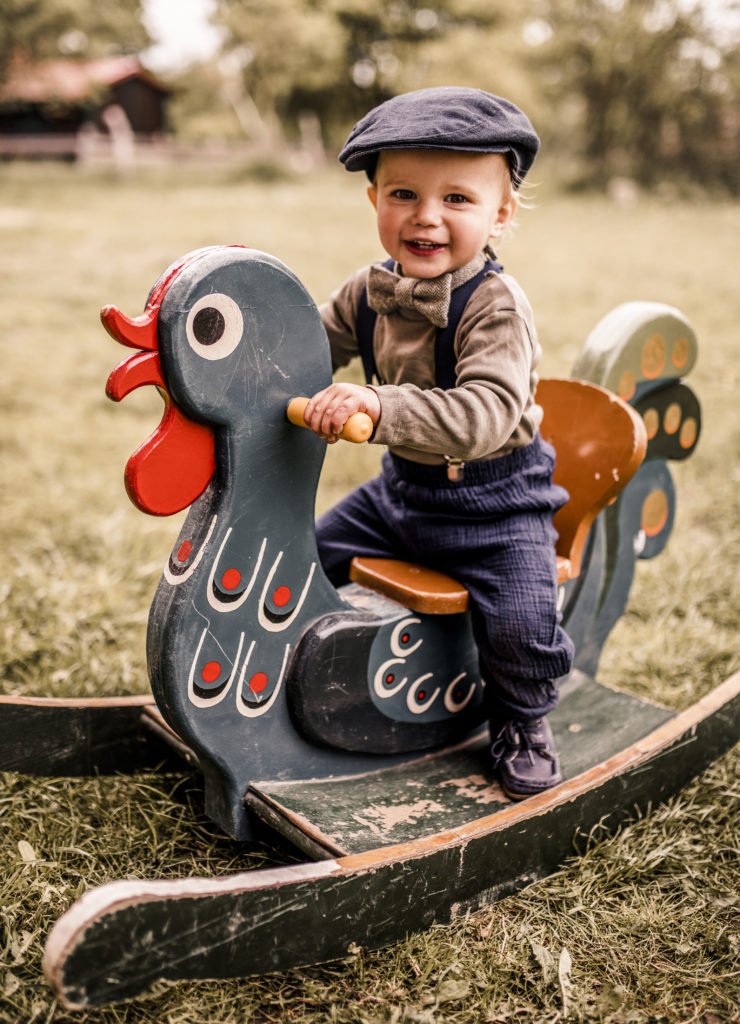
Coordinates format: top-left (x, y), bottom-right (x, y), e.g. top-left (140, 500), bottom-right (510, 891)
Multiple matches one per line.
top-left (445, 457), bottom-right (465, 483)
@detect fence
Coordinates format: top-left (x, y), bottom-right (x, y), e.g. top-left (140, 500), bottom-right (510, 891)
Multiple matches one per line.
top-left (0, 132), bottom-right (278, 169)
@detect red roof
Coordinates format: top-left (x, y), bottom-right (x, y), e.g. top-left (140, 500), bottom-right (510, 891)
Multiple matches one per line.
top-left (0, 56), bottom-right (170, 104)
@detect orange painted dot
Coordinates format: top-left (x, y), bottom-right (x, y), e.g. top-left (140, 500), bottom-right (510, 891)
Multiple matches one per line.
top-left (642, 489), bottom-right (669, 538)
top-left (680, 417), bottom-right (698, 449)
top-left (642, 408), bottom-right (659, 440)
top-left (641, 334), bottom-right (666, 379)
top-left (663, 402), bottom-right (681, 435)
top-left (177, 540), bottom-right (193, 563)
top-left (249, 672), bottom-right (269, 695)
top-left (618, 370), bottom-right (637, 401)
top-left (273, 585), bottom-right (292, 607)
top-left (201, 661), bottom-right (221, 683)
top-left (221, 568), bottom-right (242, 591)
top-left (672, 336), bottom-right (690, 369)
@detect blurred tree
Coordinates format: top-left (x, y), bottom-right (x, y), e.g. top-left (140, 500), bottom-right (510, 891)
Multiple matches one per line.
top-left (213, 0), bottom-right (346, 147)
top-left (165, 62), bottom-right (245, 141)
top-left (322, 0), bottom-right (507, 128)
top-left (0, 0), bottom-right (150, 78)
top-left (527, 0), bottom-right (740, 191)
top-left (396, 13), bottom-right (542, 123)
top-left (168, 0), bottom-right (740, 192)
top-left (212, 0), bottom-right (517, 148)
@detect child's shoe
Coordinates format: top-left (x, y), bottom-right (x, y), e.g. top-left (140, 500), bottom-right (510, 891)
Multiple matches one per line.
top-left (489, 715), bottom-right (562, 800)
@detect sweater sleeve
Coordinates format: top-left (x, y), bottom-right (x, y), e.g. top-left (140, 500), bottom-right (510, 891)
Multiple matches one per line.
top-left (318, 267), bottom-right (368, 372)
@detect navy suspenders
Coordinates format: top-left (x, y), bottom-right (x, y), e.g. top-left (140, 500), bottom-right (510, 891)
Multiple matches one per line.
top-left (355, 257), bottom-right (502, 390)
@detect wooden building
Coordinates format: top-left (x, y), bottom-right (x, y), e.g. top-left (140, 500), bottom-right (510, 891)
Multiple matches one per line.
top-left (0, 55), bottom-right (170, 156)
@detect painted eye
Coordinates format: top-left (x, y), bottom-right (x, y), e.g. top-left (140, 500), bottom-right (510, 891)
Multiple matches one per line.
top-left (186, 293), bottom-right (243, 360)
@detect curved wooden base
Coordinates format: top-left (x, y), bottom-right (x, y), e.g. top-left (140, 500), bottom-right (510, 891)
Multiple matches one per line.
top-left (0, 694), bottom-right (175, 775)
top-left (43, 671), bottom-right (738, 1010)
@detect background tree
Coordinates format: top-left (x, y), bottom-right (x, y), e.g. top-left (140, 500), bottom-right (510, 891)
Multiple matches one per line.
top-left (213, 0), bottom-right (347, 147)
top-left (212, 0), bottom-right (515, 147)
top-left (209, 0), bottom-right (740, 191)
top-left (0, 0), bottom-right (150, 77)
top-left (526, 0), bottom-right (740, 191)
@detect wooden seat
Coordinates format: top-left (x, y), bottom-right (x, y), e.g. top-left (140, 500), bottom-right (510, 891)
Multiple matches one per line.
top-left (350, 379), bottom-right (647, 613)
top-left (349, 557), bottom-right (469, 614)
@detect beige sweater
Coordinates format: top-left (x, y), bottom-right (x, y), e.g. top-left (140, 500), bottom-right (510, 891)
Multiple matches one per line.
top-left (319, 261), bottom-right (543, 466)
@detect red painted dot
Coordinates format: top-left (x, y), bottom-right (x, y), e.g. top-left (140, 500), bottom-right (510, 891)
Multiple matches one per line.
top-left (273, 585), bottom-right (292, 608)
top-left (401, 633), bottom-right (410, 644)
top-left (385, 673), bottom-right (395, 685)
top-left (177, 540), bottom-right (193, 563)
top-left (417, 690), bottom-right (427, 701)
top-left (249, 672), bottom-right (269, 694)
top-left (201, 661), bottom-right (221, 683)
top-left (221, 568), bottom-right (242, 591)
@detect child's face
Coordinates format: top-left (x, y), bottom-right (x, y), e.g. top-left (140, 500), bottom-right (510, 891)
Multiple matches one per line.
top-left (367, 150), bottom-right (517, 278)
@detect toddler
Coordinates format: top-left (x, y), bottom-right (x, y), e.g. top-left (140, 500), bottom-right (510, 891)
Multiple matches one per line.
top-left (303, 87), bottom-right (574, 799)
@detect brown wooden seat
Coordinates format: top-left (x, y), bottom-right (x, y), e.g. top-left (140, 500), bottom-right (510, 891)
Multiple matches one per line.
top-left (349, 379), bottom-right (647, 613)
top-left (349, 557), bottom-right (469, 614)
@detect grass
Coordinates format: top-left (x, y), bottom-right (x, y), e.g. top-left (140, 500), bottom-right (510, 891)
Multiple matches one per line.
top-left (0, 160), bottom-right (738, 1022)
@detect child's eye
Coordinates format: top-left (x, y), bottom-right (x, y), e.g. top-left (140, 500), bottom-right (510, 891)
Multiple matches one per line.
top-left (445, 193), bottom-right (470, 204)
top-left (390, 189), bottom-right (416, 200)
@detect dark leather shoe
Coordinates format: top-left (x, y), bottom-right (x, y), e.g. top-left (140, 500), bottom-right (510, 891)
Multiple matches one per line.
top-left (490, 716), bottom-right (562, 800)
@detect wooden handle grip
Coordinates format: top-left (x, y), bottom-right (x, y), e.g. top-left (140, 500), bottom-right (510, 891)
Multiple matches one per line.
top-left (286, 397), bottom-right (373, 444)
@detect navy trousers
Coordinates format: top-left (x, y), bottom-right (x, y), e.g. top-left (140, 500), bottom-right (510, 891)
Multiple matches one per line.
top-left (316, 436), bottom-right (575, 720)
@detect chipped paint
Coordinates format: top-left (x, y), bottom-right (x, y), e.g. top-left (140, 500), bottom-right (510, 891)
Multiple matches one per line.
top-left (440, 774), bottom-right (509, 805)
top-left (352, 799), bottom-right (446, 835)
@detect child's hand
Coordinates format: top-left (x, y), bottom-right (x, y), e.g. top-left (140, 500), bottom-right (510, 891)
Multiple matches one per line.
top-left (303, 384), bottom-right (381, 443)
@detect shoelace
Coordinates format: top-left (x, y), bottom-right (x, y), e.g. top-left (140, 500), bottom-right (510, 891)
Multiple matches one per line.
top-left (490, 719), bottom-right (557, 768)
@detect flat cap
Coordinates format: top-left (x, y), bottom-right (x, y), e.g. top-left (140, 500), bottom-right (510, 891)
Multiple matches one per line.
top-left (339, 87), bottom-right (539, 185)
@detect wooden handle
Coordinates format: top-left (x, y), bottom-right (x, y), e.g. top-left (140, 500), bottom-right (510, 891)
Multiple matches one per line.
top-left (286, 397), bottom-right (373, 444)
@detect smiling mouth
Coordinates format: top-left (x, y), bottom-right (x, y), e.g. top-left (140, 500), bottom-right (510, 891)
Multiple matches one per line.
top-left (404, 240), bottom-right (447, 255)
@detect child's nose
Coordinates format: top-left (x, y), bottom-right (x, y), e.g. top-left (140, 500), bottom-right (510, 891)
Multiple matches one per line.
top-left (413, 198), bottom-right (442, 226)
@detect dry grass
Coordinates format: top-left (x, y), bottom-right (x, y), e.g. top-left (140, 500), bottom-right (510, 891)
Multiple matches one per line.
top-left (0, 161), bottom-right (738, 1022)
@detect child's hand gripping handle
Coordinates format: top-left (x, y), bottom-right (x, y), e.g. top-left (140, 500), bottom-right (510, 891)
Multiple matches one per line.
top-left (286, 397), bottom-right (373, 444)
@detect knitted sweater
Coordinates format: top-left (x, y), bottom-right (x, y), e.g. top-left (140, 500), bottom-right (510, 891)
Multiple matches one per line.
top-left (319, 257), bottom-right (543, 466)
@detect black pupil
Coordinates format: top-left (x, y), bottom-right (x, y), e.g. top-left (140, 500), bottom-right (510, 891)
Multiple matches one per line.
top-left (193, 307), bottom-right (226, 345)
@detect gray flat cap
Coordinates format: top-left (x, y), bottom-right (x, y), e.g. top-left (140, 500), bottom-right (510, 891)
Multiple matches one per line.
top-left (339, 87), bottom-right (540, 184)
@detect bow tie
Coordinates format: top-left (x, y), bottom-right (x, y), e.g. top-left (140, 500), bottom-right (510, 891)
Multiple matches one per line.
top-left (367, 263), bottom-right (452, 328)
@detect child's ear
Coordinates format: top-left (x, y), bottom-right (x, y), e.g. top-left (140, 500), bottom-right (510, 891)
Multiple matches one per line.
top-left (367, 183), bottom-right (378, 210)
top-left (492, 194), bottom-right (518, 235)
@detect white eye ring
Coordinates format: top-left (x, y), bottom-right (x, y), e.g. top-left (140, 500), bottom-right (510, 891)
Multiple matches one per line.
top-left (186, 293), bottom-right (244, 360)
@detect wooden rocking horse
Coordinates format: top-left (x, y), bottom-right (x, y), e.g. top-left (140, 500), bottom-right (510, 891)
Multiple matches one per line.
top-left (1, 246), bottom-right (736, 1010)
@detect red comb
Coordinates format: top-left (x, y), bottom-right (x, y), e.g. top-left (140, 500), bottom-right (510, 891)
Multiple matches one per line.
top-left (100, 305), bottom-right (158, 351)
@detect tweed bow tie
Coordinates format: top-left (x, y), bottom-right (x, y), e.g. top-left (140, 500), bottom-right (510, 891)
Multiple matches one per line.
top-left (367, 263), bottom-right (452, 328)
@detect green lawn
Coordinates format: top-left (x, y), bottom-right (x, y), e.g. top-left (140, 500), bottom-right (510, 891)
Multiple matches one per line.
top-left (1, 162), bottom-right (738, 1022)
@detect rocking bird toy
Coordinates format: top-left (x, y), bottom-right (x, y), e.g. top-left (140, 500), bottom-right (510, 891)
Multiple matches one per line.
top-left (2, 245), bottom-right (737, 1010)
top-left (102, 244), bottom-right (490, 838)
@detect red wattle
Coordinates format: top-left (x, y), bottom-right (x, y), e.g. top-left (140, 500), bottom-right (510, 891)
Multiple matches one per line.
top-left (124, 392), bottom-right (216, 516)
